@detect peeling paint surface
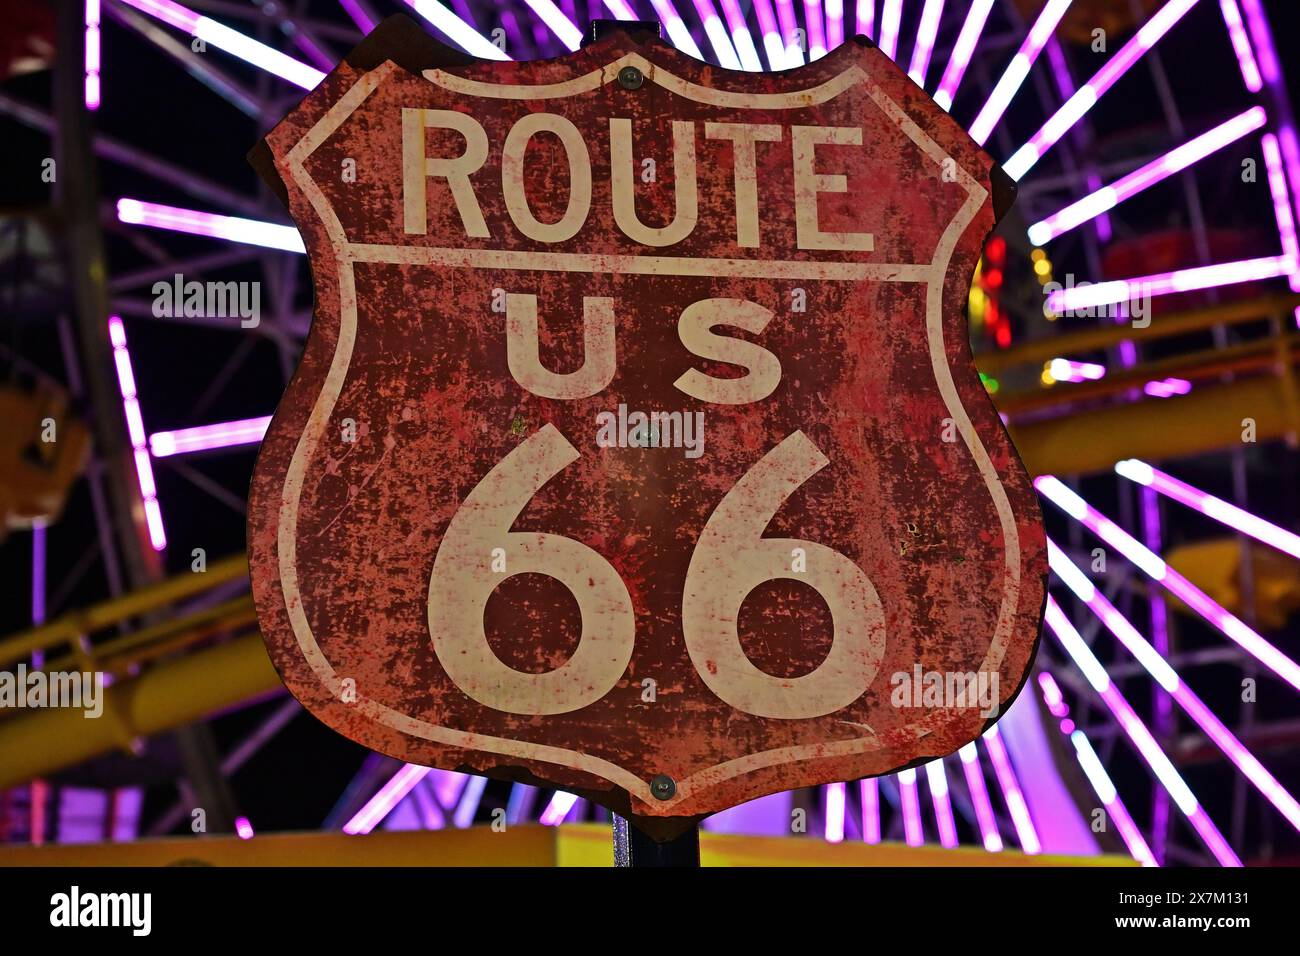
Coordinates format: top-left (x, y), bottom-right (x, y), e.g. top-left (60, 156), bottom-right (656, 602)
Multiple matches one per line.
top-left (248, 26), bottom-right (1046, 838)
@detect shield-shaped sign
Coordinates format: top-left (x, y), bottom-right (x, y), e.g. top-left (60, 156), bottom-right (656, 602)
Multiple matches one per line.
top-left (249, 16), bottom-right (1046, 837)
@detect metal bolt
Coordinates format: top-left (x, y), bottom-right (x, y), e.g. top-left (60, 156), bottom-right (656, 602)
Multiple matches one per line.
top-left (618, 66), bottom-right (644, 90)
top-left (650, 774), bottom-right (676, 800)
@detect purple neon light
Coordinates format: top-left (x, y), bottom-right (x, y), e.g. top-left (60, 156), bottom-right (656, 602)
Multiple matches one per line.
top-left (1117, 459), bottom-right (1300, 560)
top-left (32, 521), bottom-right (46, 628)
top-left (957, 742), bottom-right (1002, 851)
top-left (647, 0), bottom-right (706, 59)
top-left (149, 415), bottom-right (271, 458)
top-left (108, 316), bottom-right (166, 552)
top-left (968, 0), bottom-right (1073, 146)
top-left (924, 760), bottom-right (958, 848)
top-left (85, 0), bottom-right (101, 110)
top-left (933, 0), bottom-right (995, 111)
top-left (1028, 108), bottom-right (1268, 245)
top-left (906, 0), bottom-right (945, 87)
top-left (693, 0), bottom-right (744, 69)
top-left (774, 0), bottom-right (805, 65)
top-left (860, 777), bottom-right (881, 844)
top-left (524, 0), bottom-right (583, 51)
top-left (234, 815), bottom-right (255, 839)
top-left (824, 782), bottom-right (846, 842)
top-left (855, 0), bottom-right (875, 39)
top-left (897, 768), bottom-right (923, 846)
top-left (1240, 0), bottom-right (1279, 86)
top-left (344, 765), bottom-right (430, 835)
top-left (1044, 598), bottom-right (1241, 866)
top-left (1048, 537), bottom-right (1300, 834)
top-left (118, 198), bottom-right (305, 253)
top-left (1066, 729), bottom-right (1157, 866)
top-left (1262, 133), bottom-right (1300, 295)
top-left (540, 790), bottom-right (579, 825)
top-left (338, 0), bottom-right (377, 34)
top-left (718, 0), bottom-right (764, 70)
top-left (600, 0), bottom-right (638, 18)
top-left (876, 0), bottom-right (901, 61)
top-left (825, 0), bottom-right (845, 48)
top-left (453, 775), bottom-right (488, 828)
top-left (1037, 477), bottom-right (1300, 693)
top-left (1046, 255), bottom-right (1294, 312)
top-left (751, 0), bottom-right (788, 69)
top-left (403, 0), bottom-right (512, 59)
top-left (1037, 672), bottom-right (1067, 717)
top-left (803, 0), bottom-right (828, 59)
top-left (1219, 0), bottom-right (1262, 92)
top-left (981, 725), bottom-right (1041, 854)
top-left (1143, 377), bottom-right (1192, 398)
top-left (118, 0), bottom-right (327, 88)
top-left (1004, 0), bottom-right (1201, 181)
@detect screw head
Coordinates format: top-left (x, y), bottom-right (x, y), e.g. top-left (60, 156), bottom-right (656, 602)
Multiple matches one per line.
top-left (650, 774), bottom-right (676, 800)
top-left (618, 66), bottom-right (644, 90)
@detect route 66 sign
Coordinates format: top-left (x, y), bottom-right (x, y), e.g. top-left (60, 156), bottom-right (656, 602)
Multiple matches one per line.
top-left (248, 16), bottom-right (1046, 837)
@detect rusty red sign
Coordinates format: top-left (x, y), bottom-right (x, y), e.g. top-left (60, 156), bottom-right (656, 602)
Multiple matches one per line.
top-left (249, 17), bottom-right (1046, 837)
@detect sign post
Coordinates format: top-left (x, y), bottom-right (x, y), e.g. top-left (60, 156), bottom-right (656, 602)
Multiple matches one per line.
top-left (249, 14), bottom-right (1046, 853)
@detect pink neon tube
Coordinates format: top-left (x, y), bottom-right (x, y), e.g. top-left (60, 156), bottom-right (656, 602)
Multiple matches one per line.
top-left (897, 768), bottom-right (923, 846)
top-left (968, 0), bottom-right (1074, 145)
top-left (906, 0), bottom-right (945, 87)
top-left (1045, 255), bottom-right (1294, 312)
top-left (933, 0), bottom-right (995, 111)
top-left (1116, 459), bottom-right (1300, 560)
top-left (108, 317), bottom-right (166, 551)
top-left (860, 777), bottom-right (881, 844)
top-left (692, 0), bottom-right (744, 69)
top-left (1219, 0), bottom-right (1263, 92)
top-left (1045, 598), bottom-right (1241, 866)
top-left (117, 0), bottom-right (327, 87)
top-left (924, 759), bottom-right (958, 848)
top-left (1004, 0), bottom-right (1201, 180)
top-left (876, 0), bottom-right (901, 61)
top-left (855, 0), bottom-right (875, 39)
top-left (118, 198), bottom-right (305, 253)
top-left (150, 416), bottom-right (271, 458)
top-left (344, 764), bottom-right (430, 834)
top-left (824, 782), bottom-right (846, 843)
top-left (1037, 673), bottom-right (1155, 865)
top-left (1028, 108), bottom-right (1267, 245)
top-left (1037, 476), bottom-right (1300, 692)
top-left (751, 0), bottom-right (788, 69)
top-left (982, 726), bottom-right (1041, 854)
top-left (957, 742), bottom-right (1002, 851)
top-left (1049, 538), bottom-right (1300, 834)
top-left (718, 0), bottom-right (764, 70)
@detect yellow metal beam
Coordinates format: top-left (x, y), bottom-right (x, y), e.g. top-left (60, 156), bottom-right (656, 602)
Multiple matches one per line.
top-left (1010, 375), bottom-right (1293, 477)
top-left (0, 632), bottom-right (280, 789)
top-left (978, 293), bottom-right (1300, 375)
top-left (0, 823), bottom-right (1136, 867)
top-left (0, 554), bottom-right (249, 668)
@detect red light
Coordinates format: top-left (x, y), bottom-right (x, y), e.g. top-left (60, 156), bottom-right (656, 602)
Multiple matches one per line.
top-left (987, 236), bottom-right (1006, 261)
top-left (984, 268), bottom-right (1003, 289)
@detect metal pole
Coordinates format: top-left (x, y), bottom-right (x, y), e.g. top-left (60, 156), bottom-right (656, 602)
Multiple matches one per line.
top-left (611, 816), bottom-right (700, 867)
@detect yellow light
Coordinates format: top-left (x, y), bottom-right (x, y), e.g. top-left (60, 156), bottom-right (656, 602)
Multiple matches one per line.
top-left (1034, 259), bottom-right (1052, 277)
top-left (1030, 248), bottom-right (1046, 262)
top-left (1041, 368), bottom-right (1056, 386)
